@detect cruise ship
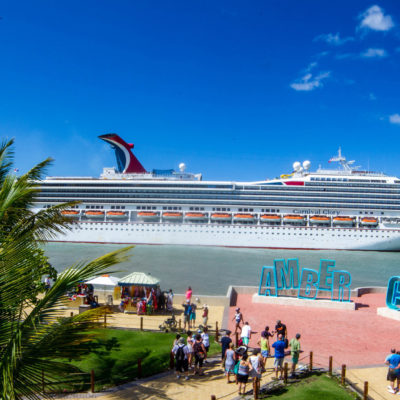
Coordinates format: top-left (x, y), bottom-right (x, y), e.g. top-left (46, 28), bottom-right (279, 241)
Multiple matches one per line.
top-left (33, 134), bottom-right (400, 251)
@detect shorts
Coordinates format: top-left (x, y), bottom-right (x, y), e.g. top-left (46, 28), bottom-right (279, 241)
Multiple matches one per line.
top-left (183, 314), bottom-right (189, 322)
top-left (225, 363), bottom-right (235, 373)
top-left (205, 345), bottom-right (210, 353)
top-left (203, 317), bottom-right (208, 326)
top-left (175, 359), bottom-right (189, 372)
top-left (242, 337), bottom-right (249, 346)
top-left (261, 350), bottom-right (269, 358)
top-left (237, 374), bottom-right (249, 383)
top-left (292, 354), bottom-right (299, 364)
top-left (194, 354), bottom-right (204, 367)
top-left (387, 368), bottom-right (399, 382)
top-left (190, 313), bottom-right (196, 321)
top-left (274, 358), bottom-right (284, 368)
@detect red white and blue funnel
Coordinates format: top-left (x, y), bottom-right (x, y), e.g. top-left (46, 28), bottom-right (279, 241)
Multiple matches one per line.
top-left (99, 134), bottom-right (147, 174)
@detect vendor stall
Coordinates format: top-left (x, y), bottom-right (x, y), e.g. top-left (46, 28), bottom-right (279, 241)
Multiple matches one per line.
top-left (118, 272), bottom-right (160, 314)
top-left (85, 274), bottom-right (119, 304)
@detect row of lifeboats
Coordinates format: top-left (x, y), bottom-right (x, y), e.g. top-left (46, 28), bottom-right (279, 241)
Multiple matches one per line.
top-left (61, 210), bottom-right (379, 226)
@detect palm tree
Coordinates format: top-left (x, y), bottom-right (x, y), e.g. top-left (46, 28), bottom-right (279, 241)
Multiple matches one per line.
top-left (0, 138), bottom-right (133, 399)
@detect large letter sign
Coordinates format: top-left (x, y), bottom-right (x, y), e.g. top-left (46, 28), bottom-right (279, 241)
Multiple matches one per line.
top-left (386, 276), bottom-right (400, 310)
top-left (258, 258), bottom-right (352, 302)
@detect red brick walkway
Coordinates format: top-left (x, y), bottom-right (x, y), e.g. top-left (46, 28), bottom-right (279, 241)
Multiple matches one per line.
top-left (229, 293), bottom-right (395, 368)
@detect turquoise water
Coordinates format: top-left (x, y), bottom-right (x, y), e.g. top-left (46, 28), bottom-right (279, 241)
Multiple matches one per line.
top-left (43, 243), bottom-right (400, 295)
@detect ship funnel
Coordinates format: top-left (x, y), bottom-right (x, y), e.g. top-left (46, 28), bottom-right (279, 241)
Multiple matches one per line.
top-left (99, 133), bottom-right (147, 174)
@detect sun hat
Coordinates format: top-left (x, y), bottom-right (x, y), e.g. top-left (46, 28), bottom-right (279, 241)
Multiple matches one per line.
top-left (186, 299), bottom-right (190, 303)
top-left (178, 337), bottom-right (185, 344)
top-left (203, 304), bottom-right (208, 308)
top-left (235, 307), bottom-right (240, 311)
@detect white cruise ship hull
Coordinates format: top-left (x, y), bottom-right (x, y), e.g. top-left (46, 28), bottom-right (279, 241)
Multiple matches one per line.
top-left (51, 222), bottom-right (400, 251)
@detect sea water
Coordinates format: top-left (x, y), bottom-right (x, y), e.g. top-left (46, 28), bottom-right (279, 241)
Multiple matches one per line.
top-left (43, 243), bottom-right (400, 295)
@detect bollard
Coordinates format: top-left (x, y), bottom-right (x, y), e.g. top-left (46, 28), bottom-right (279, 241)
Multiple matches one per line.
top-left (309, 351), bottom-right (313, 371)
top-left (211, 396), bottom-right (216, 400)
top-left (363, 381), bottom-right (368, 400)
top-left (253, 378), bottom-right (259, 399)
top-left (328, 356), bottom-right (333, 376)
top-left (179, 319), bottom-right (181, 331)
top-left (341, 364), bottom-right (346, 385)
top-left (170, 351), bottom-right (175, 369)
top-left (138, 358), bottom-right (142, 379)
top-left (42, 370), bottom-right (45, 394)
top-left (235, 332), bottom-right (239, 347)
top-left (140, 316), bottom-right (143, 331)
top-left (284, 362), bottom-right (288, 384)
top-left (90, 369), bottom-right (95, 393)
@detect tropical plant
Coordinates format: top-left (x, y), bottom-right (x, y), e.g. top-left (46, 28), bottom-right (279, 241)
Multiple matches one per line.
top-left (0, 138), bottom-right (132, 399)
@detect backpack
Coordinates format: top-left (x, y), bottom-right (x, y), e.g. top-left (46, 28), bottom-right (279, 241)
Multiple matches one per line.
top-left (175, 345), bottom-right (185, 362)
top-left (193, 342), bottom-right (205, 358)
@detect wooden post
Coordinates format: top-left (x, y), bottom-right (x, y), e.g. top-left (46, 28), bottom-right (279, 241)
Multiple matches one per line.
top-left (41, 370), bottom-right (45, 394)
top-left (253, 378), bottom-right (259, 399)
top-left (140, 316), bottom-right (143, 331)
top-left (179, 318), bottom-right (181, 331)
top-left (70, 311), bottom-right (73, 317)
top-left (363, 381), bottom-right (368, 400)
top-left (309, 351), bottom-right (313, 371)
top-left (215, 321), bottom-right (219, 342)
top-left (328, 356), bottom-right (333, 376)
top-left (211, 396), bottom-right (216, 400)
top-left (90, 369), bottom-right (95, 393)
top-left (138, 358), bottom-right (142, 379)
top-left (284, 362), bottom-right (288, 384)
top-left (341, 364), bottom-right (346, 385)
top-left (169, 351), bottom-right (175, 369)
top-left (235, 332), bottom-right (239, 347)
top-left (104, 313), bottom-right (107, 328)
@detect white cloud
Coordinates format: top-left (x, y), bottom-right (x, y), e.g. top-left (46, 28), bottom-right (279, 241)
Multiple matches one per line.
top-left (314, 32), bottom-right (354, 46)
top-left (290, 71), bottom-right (331, 92)
top-left (305, 62), bottom-right (318, 72)
top-left (361, 48), bottom-right (387, 58)
top-left (389, 114), bottom-right (400, 125)
top-left (369, 93), bottom-right (376, 100)
top-left (358, 5), bottom-right (395, 32)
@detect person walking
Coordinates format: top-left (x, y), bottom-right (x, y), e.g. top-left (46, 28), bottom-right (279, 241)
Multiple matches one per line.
top-left (272, 334), bottom-right (286, 380)
top-left (182, 299), bottom-right (192, 331)
top-left (224, 342), bottom-right (236, 383)
top-left (202, 304), bottom-right (209, 327)
top-left (201, 327), bottom-right (210, 354)
top-left (193, 334), bottom-right (207, 376)
top-left (172, 337), bottom-right (190, 380)
top-left (249, 349), bottom-right (263, 395)
top-left (289, 333), bottom-right (301, 377)
top-left (233, 308), bottom-right (243, 333)
top-left (167, 289), bottom-right (174, 312)
top-left (240, 321), bottom-right (252, 346)
top-left (220, 330), bottom-right (232, 361)
top-left (185, 286), bottom-right (193, 302)
top-left (258, 331), bottom-right (270, 363)
top-left (186, 331), bottom-right (195, 368)
top-left (386, 349), bottom-right (400, 394)
top-left (237, 353), bottom-right (252, 395)
top-left (190, 302), bottom-right (197, 328)
top-left (275, 320), bottom-right (287, 339)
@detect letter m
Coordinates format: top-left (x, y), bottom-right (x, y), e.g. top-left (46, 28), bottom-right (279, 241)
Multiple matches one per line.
top-left (274, 259), bottom-right (300, 290)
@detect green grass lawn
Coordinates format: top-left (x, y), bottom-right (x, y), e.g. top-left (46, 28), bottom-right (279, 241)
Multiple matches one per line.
top-left (262, 374), bottom-right (359, 400)
top-left (70, 328), bottom-right (220, 390)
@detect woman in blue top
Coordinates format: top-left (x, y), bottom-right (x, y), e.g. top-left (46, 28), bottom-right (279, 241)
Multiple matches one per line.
top-left (237, 353), bottom-right (252, 395)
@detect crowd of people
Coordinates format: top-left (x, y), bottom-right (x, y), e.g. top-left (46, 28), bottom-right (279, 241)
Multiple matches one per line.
top-left (172, 303), bottom-right (302, 396)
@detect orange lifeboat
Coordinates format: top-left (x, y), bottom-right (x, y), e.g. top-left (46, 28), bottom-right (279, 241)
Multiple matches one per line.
top-left (163, 212), bottom-right (183, 220)
top-left (137, 211), bottom-right (159, 221)
top-left (283, 215), bottom-right (306, 225)
top-left (85, 210), bottom-right (105, 219)
top-left (360, 217), bottom-right (378, 227)
top-left (309, 215), bottom-right (331, 225)
top-left (107, 211), bottom-right (128, 219)
top-left (233, 214), bottom-right (255, 223)
top-left (332, 216), bottom-right (355, 226)
top-left (62, 210), bottom-right (80, 218)
top-left (185, 212), bottom-right (208, 221)
top-left (260, 214), bottom-right (281, 224)
top-left (210, 213), bottom-right (232, 222)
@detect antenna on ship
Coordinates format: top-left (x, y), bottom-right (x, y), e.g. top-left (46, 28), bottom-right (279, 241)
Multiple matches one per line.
top-left (328, 147), bottom-right (359, 171)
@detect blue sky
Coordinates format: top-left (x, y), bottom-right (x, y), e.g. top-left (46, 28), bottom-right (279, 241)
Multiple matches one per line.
top-left (1, 0), bottom-right (400, 181)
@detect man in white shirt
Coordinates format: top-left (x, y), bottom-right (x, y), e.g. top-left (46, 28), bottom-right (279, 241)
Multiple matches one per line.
top-left (171, 337), bottom-right (190, 380)
top-left (240, 321), bottom-right (252, 346)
